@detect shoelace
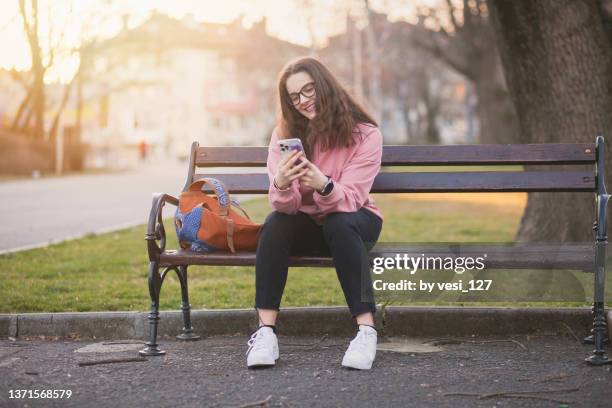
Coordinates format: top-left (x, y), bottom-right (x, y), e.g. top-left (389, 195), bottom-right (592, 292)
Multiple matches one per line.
top-left (245, 329), bottom-right (269, 356)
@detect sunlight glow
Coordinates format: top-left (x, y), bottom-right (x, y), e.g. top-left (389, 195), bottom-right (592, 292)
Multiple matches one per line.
top-left (0, 0), bottom-right (421, 83)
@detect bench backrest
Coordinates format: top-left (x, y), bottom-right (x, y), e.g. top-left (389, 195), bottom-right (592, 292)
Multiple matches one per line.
top-left (183, 141), bottom-right (601, 194)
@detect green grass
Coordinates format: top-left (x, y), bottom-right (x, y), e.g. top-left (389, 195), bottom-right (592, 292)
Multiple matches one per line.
top-left (0, 194), bottom-right (609, 313)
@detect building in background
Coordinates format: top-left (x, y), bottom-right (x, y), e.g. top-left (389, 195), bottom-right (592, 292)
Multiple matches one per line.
top-left (80, 13), bottom-right (306, 168)
top-left (0, 69), bottom-right (26, 129)
top-left (320, 12), bottom-right (477, 145)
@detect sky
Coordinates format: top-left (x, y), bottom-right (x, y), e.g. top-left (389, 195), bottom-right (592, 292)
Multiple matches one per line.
top-left (0, 0), bottom-right (421, 83)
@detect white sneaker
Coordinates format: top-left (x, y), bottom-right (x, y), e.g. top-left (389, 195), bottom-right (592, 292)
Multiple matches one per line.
top-left (341, 325), bottom-right (377, 370)
top-left (246, 326), bottom-right (279, 367)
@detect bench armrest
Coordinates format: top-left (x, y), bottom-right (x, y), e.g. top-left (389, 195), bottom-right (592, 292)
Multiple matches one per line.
top-left (146, 193), bottom-right (179, 262)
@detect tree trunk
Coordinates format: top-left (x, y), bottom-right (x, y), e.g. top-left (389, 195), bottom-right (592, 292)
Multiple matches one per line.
top-left (472, 50), bottom-right (519, 144)
top-left (48, 79), bottom-right (75, 144)
top-left (351, 15), bottom-right (364, 102)
top-left (489, 0), bottom-right (612, 243)
top-left (75, 65), bottom-right (83, 143)
top-left (19, 0), bottom-right (46, 140)
top-left (31, 60), bottom-right (45, 140)
top-left (423, 86), bottom-right (441, 145)
top-left (600, 0), bottom-right (612, 45)
top-left (21, 105), bottom-right (33, 136)
top-left (399, 101), bottom-right (413, 143)
top-left (363, 0), bottom-right (383, 121)
top-left (11, 86), bottom-right (33, 131)
top-left (412, 19), bottom-right (520, 144)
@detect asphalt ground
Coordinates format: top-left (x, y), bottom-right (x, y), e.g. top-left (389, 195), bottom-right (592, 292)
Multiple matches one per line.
top-left (0, 160), bottom-right (185, 253)
top-left (0, 333), bottom-right (610, 408)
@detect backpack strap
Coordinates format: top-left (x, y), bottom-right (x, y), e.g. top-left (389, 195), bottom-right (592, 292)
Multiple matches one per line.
top-left (188, 177), bottom-right (238, 253)
top-left (230, 198), bottom-right (251, 220)
top-left (188, 177), bottom-right (230, 216)
top-left (226, 218), bottom-right (236, 253)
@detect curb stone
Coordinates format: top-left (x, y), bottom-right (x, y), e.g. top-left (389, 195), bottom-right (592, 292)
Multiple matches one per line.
top-left (0, 306), bottom-right (606, 341)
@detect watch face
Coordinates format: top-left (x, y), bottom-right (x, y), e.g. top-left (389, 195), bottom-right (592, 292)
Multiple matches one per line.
top-left (322, 179), bottom-right (333, 195)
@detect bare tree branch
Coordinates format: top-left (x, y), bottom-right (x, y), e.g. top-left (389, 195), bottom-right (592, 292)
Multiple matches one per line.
top-left (10, 86), bottom-right (33, 131)
top-left (45, 5), bottom-right (69, 71)
top-left (18, 103), bottom-right (33, 134)
top-left (412, 30), bottom-right (473, 78)
top-left (48, 71), bottom-right (79, 142)
top-left (19, 0), bottom-right (34, 44)
top-left (363, 0), bottom-right (383, 120)
top-left (18, 0), bottom-right (45, 139)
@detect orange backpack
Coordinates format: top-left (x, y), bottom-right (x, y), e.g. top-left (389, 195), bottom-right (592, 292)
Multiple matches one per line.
top-left (174, 178), bottom-right (262, 253)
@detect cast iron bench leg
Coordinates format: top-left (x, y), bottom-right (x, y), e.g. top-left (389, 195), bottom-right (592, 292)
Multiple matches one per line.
top-left (583, 303), bottom-right (609, 345)
top-left (585, 178), bottom-right (611, 365)
top-left (176, 265), bottom-right (200, 341)
top-left (139, 261), bottom-right (166, 356)
top-left (584, 221), bottom-right (609, 346)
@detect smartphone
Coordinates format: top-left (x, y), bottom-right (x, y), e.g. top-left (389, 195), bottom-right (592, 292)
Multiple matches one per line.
top-left (278, 138), bottom-right (304, 164)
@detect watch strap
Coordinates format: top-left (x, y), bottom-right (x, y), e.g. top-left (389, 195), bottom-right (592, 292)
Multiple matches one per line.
top-left (319, 176), bottom-right (333, 196)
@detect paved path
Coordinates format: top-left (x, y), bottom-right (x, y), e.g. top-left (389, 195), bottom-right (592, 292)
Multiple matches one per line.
top-left (0, 161), bottom-right (259, 253)
top-left (0, 334), bottom-right (610, 407)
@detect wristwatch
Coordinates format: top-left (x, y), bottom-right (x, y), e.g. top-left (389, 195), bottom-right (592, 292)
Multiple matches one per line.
top-left (318, 176), bottom-right (334, 196)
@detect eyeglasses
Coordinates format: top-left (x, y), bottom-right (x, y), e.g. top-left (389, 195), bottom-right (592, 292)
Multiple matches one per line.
top-left (287, 82), bottom-right (315, 106)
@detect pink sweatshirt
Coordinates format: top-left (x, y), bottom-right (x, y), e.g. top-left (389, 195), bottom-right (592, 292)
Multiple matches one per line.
top-left (267, 122), bottom-right (384, 225)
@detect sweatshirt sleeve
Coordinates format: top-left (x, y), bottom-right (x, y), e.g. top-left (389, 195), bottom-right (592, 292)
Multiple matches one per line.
top-left (313, 127), bottom-right (382, 214)
top-left (267, 128), bottom-right (302, 214)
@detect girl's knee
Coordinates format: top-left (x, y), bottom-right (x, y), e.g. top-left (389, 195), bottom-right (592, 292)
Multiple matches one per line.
top-left (323, 212), bottom-right (357, 237)
top-left (264, 211), bottom-right (294, 226)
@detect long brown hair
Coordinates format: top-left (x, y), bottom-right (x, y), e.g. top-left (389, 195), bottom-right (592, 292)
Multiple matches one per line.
top-left (276, 56), bottom-right (378, 158)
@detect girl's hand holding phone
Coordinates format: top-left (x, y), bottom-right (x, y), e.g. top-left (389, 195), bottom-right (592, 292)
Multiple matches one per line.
top-left (298, 160), bottom-right (328, 192)
top-left (274, 150), bottom-right (309, 190)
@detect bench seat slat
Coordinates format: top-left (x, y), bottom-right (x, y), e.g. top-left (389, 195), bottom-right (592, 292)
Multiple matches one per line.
top-left (159, 243), bottom-right (594, 272)
top-left (195, 143), bottom-right (596, 167)
top-left (192, 171), bottom-right (596, 193)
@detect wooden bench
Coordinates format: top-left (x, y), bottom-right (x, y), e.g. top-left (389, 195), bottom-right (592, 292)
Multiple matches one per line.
top-left (140, 136), bottom-right (610, 365)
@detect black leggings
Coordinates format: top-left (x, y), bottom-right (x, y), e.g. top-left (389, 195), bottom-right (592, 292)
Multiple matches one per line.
top-left (254, 208), bottom-right (383, 318)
